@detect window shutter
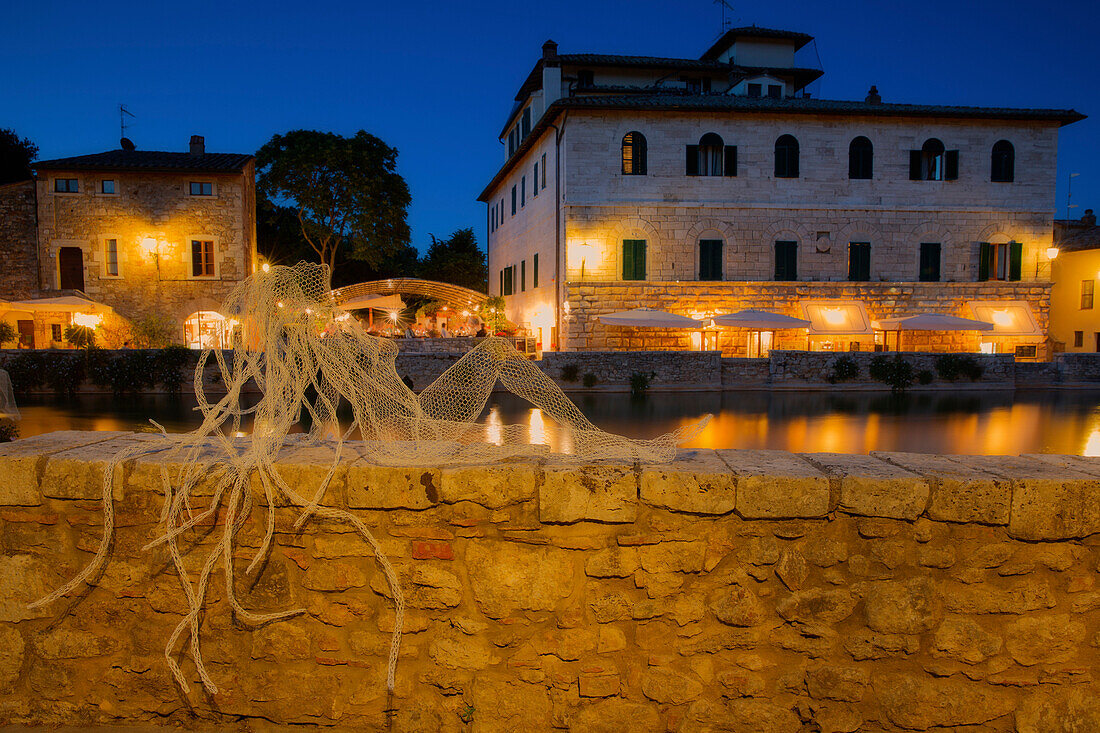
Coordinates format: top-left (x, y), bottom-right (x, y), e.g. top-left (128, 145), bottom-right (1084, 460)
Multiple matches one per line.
top-left (686, 145), bottom-right (698, 176)
top-left (1009, 241), bottom-right (1023, 281)
top-left (790, 149), bottom-right (799, 178)
top-left (533, 253), bottom-right (539, 288)
top-left (636, 136), bottom-right (647, 175)
top-left (978, 243), bottom-right (991, 281)
top-left (622, 240), bottom-right (634, 280)
top-left (723, 146), bottom-right (737, 177)
top-left (909, 150), bottom-right (922, 180)
top-left (637, 240), bottom-right (647, 280)
top-left (945, 150), bottom-right (959, 180)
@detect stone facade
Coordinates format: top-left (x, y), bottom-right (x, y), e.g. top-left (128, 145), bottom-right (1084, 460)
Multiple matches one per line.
top-left (0, 181), bottom-right (38, 300)
top-left (1, 431), bottom-right (1099, 729)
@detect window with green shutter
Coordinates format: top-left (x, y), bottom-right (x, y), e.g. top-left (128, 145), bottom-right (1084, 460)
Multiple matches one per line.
top-left (848, 242), bottom-right (871, 281)
top-left (533, 253), bottom-right (539, 288)
top-left (622, 239), bottom-right (646, 281)
top-left (774, 241), bottom-right (797, 281)
top-left (978, 242), bottom-right (1022, 281)
top-left (699, 240), bottom-right (723, 280)
top-left (919, 243), bottom-right (941, 282)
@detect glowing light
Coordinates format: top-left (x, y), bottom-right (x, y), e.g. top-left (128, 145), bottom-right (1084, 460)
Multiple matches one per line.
top-left (1085, 429), bottom-right (1100, 457)
top-left (690, 331), bottom-right (703, 350)
top-left (486, 406), bottom-right (503, 446)
top-left (461, 310), bottom-right (470, 317)
top-left (1046, 247), bottom-right (1060, 260)
top-left (336, 313), bottom-right (351, 322)
top-left (389, 311), bottom-right (399, 321)
top-left (990, 310), bottom-right (1013, 327)
top-left (261, 263), bottom-right (271, 273)
top-left (529, 408), bottom-right (546, 445)
top-left (822, 308), bottom-right (846, 326)
top-left (979, 342), bottom-right (995, 354)
top-left (277, 301), bottom-right (285, 309)
top-left (72, 312), bottom-right (102, 329)
top-left (140, 237), bottom-right (157, 255)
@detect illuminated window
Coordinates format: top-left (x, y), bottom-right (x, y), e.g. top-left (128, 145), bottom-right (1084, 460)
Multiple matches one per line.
top-left (978, 242), bottom-right (1021, 282)
top-left (910, 139), bottom-right (958, 181)
top-left (54, 178), bottom-right (78, 193)
top-left (189, 181), bottom-right (213, 196)
top-left (100, 179), bottom-right (116, 194)
top-left (104, 239), bottom-right (119, 276)
top-left (991, 140), bottom-right (1015, 182)
top-left (848, 137), bottom-right (873, 179)
top-left (621, 131), bottom-right (647, 175)
top-left (1082, 280), bottom-right (1095, 310)
top-left (774, 135), bottom-right (799, 178)
top-left (191, 240), bottom-right (215, 277)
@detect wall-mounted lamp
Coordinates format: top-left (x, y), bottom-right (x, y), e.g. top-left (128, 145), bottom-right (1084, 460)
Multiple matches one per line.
top-left (261, 262), bottom-right (271, 273)
top-left (1046, 247), bottom-right (1060, 260)
top-left (140, 237), bottom-right (158, 255)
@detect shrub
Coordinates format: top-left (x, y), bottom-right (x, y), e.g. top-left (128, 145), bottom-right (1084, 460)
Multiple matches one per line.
top-left (155, 345), bottom-right (194, 392)
top-left (0, 322), bottom-right (16, 347)
top-left (630, 371), bottom-right (654, 396)
top-left (917, 369), bottom-right (935, 385)
top-left (45, 354), bottom-right (85, 394)
top-left (934, 354), bottom-right (985, 382)
top-left (0, 420), bottom-right (18, 443)
top-left (559, 363), bottom-right (580, 382)
top-left (869, 354), bottom-right (914, 394)
top-left (582, 372), bottom-right (598, 388)
top-left (828, 355), bottom-right (860, 383)
top-left (131, 312), bottom-right (179, 348)
top-left (5, 352), bottom-right (48, 391)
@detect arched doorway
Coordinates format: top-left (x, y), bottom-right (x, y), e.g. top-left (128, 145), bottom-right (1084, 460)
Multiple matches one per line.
top-left (183, 311), bottom-right (237, 350)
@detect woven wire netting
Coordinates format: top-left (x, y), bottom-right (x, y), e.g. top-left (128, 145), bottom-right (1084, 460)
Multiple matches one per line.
top-left (31, 262), bottom-right (709, 699)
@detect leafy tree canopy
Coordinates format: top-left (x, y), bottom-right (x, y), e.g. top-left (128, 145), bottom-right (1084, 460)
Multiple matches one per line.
top-left (256, 129), bottom-right (411, 273)
top-left (0, 128), bottom-right (37, 185)
top-left (419, 228), bottom-right (488, 293)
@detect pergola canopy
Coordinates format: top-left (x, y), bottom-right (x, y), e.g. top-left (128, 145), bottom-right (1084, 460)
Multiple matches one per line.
top-left (873, 313), bottom-right (994, 332)
top-left (329, 279), bottom-right (487, 311)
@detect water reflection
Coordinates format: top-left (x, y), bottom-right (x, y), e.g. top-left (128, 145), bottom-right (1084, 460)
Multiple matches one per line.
top-left (13, 389), bottom-right (1100, 456)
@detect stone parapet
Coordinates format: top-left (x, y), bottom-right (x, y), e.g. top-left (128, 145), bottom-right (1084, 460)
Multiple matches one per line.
top-left (1, 431), bottom-right (1098, 729)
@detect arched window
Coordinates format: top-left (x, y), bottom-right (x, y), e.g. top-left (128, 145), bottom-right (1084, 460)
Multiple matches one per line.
top-left (621, 131), bottom-right (647, 175)
top-left (698, 133), bottom-right (724, 176)
top-left (848, 136), bottom-right (873, 179)
top-left (991, 140), bottom-right (1015, 182)
top-left (909, 138), bottom-right (957, 181)
top-left (775, 134), bottom-right (799, 178)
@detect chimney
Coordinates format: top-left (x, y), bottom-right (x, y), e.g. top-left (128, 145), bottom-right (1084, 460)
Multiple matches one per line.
top-left (189, 135), bottom-right (205, 155)
top-left (1084, 208), bottom-right (1096, 226)
top-left (542, 39), bottom-right (558, 63)
top-left (542, 40), bottom-right (562, 107)
top-left (865, 85), bottom-right (881, 104)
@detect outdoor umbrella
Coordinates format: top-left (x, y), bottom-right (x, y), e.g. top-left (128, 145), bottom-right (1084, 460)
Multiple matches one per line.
top-left (599, 307), bottom-right (703, 349)
top-left (713, 309), bottom-right (811, 357)
top-left (872, 312), bottom-right (994, 351)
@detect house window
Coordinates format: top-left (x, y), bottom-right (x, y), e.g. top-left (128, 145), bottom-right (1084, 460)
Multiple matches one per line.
top-left (490, 205), bottom-right (496, 233)
top-left (521, 107), bottom-right (531, 138)
top-left (533, 253), bottom-right (539, 288)
top-left (521, 176), bottom-right (526, 207)
top-left (533, 162), bottom-right (539, 196)
top-left (502, 266), bottom-right (515, 296)
top-left (189, 181), bottom-right (213, 196)
top-left (51, 324), bottom-right (62, 342)
top-left (500, 198), bottom-right (505, 221)
top-left (511, 186), bottom-right (516, 215)
top-left (910, 139), bottom-right (958, 181)
top-left (541, 153), bottom-right (547, 189)
top-left (687, 133), bottom-right (736, 177)
top-left (191, 240), bottom-right (215, 277)
top-left (774, 241), bottom-right (798, 281)
top-left (621, 131), bottom-right (647, 175)
top-left (577, 69), bottom-right (594, 87)
top-left (767, 84), bottom-right (782, 99)
top-left (54, 178), bottom-right (78, 193)
top-left (747, 83), bottom-right (762, 97)
top-left (1081, 280), bottom-right (1095, 310)
top-left (508, 129), bottom-right (516, 157)
top-left (1075, 330), bottom-right (1084, 348)
top-left (622, 239), bottom-right (646, 281)
top-left (919, 243), bottom-right (941, 282)
top-left (848, 137), bottom-right (873, 179)
top-left (774, 135), bottom-right (799, 178)
top-left (699, 239), bottom-right (723, 281)
top-left (978, 242), bottom-right (1022, 282)
top-left (848, 242), bottom-right (871, 281)
top-left (521, 260), bottom-right (526, 292)
top-left (100, 179), bottom-right (117, 194)
top-left (104, 239), bottom-right (119, 276)
top-left (991, 140), bottom-right (1015, 182)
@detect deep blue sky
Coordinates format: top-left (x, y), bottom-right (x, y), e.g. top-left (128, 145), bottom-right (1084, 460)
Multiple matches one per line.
top-left (4, 0), bottom-right (1098, 251)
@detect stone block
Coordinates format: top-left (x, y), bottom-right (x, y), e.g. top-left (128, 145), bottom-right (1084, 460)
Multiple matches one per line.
top-left (346, 461), bottom-right (440, 510)
top-left (804, 453), bottom-right (928, 520)
top-left (873, 673), bottom-right (1015, 729)
top-left (540, 460), bottom-right (636, 523)
top-left (871, 451), bottom-right (1010, 524)
top-left (717, 449), bottom-right (829, 518)
top-left (0, 430), bottom-right (131, 506)
top-left (465, 540), bottom-right (574, 618)
top-left (439, 461), bottom-right (537, 509)
top-left (41, 434), bottom-right (158, 501)
top-left (639, 449), bottom-right (735, 514)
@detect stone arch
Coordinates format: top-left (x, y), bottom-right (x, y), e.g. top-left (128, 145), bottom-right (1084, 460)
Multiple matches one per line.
top-left (686, 218), bottom-right (739, 281)
top-left (976, 223), bottom-right (1019, 244)
top-left (760, 219), bottom-right (812, 280)
top-left (834, 221), bottom-right (882, 280)
top-left (606, 217), bottom-right (662, 281)
top-left (909, 221), bottom-right (955, 282)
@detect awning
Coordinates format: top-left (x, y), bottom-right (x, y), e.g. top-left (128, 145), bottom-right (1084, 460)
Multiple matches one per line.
top-left (967, 300), bottom-right (1042, 341)
top-left (4, 295), bottom-right (114, 314)
top-left (713, 309), bottom-right (811, 329)
top-left (801, 300), bottom-right (873, 335)
top-left (599, 308), bottom-right (703, 328)
top-left (339, 293), bottom-right (405, 312)
top-left (873, 313), bottom-right (994, 332)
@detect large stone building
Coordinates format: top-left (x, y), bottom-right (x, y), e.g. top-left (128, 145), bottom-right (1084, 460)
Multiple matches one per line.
top-left (0, 136), bottom-right (256, 349)
top-left (479, 28), bottom-right (1084, 357)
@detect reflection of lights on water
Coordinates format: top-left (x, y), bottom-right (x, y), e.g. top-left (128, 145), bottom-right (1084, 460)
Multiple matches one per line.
top-left (486, 406), bottom-right (503, 446)
top-left (529, 408), bottom-right (546, 445)
top-left (234, 431), bottom-right (247, 438)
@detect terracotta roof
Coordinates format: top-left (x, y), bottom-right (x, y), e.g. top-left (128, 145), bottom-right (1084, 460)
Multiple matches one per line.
top-left (701, 26), bottom-right (815, 60)
top-left (479, 95), bottom-right (1085, 201)
top-left (1055, 221), bottom-right (1100, 252)
top-left (34, 149), bottom-right (253, 174)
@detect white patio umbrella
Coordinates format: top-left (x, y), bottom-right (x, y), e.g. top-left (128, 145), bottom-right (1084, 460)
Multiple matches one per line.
top-left (599, 307), bottom-right (703, 349)
top-left (713, 309), bottom-right (811, 357)
top-left (872, 312), bottom-right (994, 351)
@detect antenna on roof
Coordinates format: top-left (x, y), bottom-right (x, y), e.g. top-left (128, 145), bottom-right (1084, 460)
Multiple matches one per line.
top-left (119, 104), bottom-right (135, 141)
top-left (713, 0), bottom-right (735, 33)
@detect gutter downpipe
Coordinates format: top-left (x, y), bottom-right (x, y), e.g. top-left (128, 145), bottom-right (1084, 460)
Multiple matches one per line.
top-left (548, 112), bottom-right (567, 351)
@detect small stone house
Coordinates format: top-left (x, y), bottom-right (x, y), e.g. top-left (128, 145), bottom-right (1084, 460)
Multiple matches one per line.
top-left (1050, 211), bottom-right (1100, 353)
top-left (479, 27), bottom-right (1085, 358)
top-left (0, 136), bottom-right (256, 349)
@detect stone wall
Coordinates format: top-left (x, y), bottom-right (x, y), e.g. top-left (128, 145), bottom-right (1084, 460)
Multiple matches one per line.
top-left (721, 357), bottom-right (772, 387)
top-left (1, 431), bottom-right (1099, 730)
top-left (540, 351), bottom-right (721, 391)
top-left (767, 351), bottom-right (1017, 389)
top-left (0, 180), bottom-right (39, 300)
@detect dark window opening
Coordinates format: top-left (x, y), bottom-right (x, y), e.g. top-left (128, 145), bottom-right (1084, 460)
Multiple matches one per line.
top-left (848, 136), bottom-right (873, 179)
top-left (533, 162), bottom-right (539, 196)
top-left (100, 179), bottom-right (116, 194)
top-left (576, 69), bottom-right (594, 87)
top-left (622, 239), bottom-right (646, 281)
top-left (747, 83), bottom-right (761, 97)
top-left (767, 84), bottom-right (782, 99)
top-left (533, 253), bottom-right (539, 288)
top-left (848, 242), bottom-right (871, 281)
top-left (919, 243), bottom-right (941, 282)
top-left (51, 324), bottom-right (62, 342)
top-left (521, 176), bottom-right (526, 207)
top-left (521, 107), bottom-right (531, 138)
top-left (1074, 330), bottom-right (1084, 348)
top-left (191, 240), bottom-right (215, 277)
top-left (521, 260), bottom-right (526, 292)
top-left (54, 178), bottom-right (78, 193)
top-left (541, 153), bottom-right (547, 189)
top-left (622, 131), bottom-right (648, 175)
top-left (699, 239), bottom-right (723, 281)
top-left (774, 241), bottom-right (797, 281)
top-left (774, 135), bottom-right (799, 178)
top-left (686, 133), bottom-right (734, 177)
top-left (511, 186), bottom-right (516, 215)
top-left (991, 140), bottom-right (1015, 182)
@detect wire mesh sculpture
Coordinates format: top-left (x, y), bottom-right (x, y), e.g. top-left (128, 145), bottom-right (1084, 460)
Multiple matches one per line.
top-left (0, 367), bottom-right (19, 421)
top-left (31, 262), bottom-right (708, 699)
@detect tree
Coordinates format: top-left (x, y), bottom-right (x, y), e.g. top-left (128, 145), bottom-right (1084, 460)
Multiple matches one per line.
top-left (0, 128), bottom-right (37, 185)
top-left (256, 130), bottom-right (411, 274)
top-left (419, 228), bottom-right (488, 292)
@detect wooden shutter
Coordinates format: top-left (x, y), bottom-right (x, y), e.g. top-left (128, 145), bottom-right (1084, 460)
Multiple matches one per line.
top-left (848, 243), bottom-right (870, 281)
top-left (638, 240), bottom-right (647, 280)
top-left (775, 241), bottom-right (796, 281)
top-left (978, 243), bottom-right (991, 281)
top-left (636, 135), bottom-right (647, 175)
top-left (945, 150), bottom-right (959, 180)
top-left (686, 146), bottom-right (699, 176)
top-left (622, 240), bottom-right (635, 280)
top-left (723, 146), bottom-right (737, 177)
top-left (533, 253), bottom-right (539, 288)
top-left (1008, 241), bottom-right (1023, 281)
top-left (920, 243), bottom-right (941, 282)
top-left (699, 240), bottom-right (722, 280)
top-left (909, 150), bottom-right (922, 180)
top-left (521, 260), bottom-right (526, 291)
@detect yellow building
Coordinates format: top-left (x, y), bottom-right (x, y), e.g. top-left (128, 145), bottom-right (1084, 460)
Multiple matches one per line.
top-left (1050, 212), bottom-right (1100, 352)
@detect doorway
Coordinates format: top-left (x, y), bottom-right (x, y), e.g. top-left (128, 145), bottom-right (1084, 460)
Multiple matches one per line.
top-left (17, 320), bottom-right (34, 349)
top-left (59, 247), bottom-right (85, 291)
